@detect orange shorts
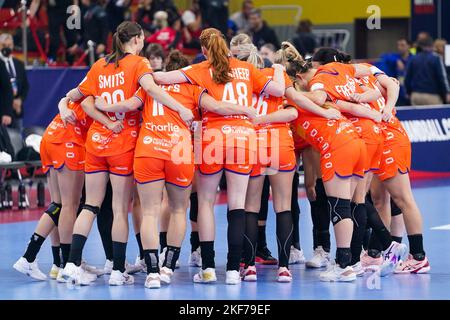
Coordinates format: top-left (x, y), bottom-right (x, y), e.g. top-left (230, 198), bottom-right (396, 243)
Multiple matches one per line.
top-left (375, 140), bottom-right (411, 181)
top-left (40, 138), bottom-right (85, 174)
top-left (84, 150), bottom-right (134, 176)
top-left (250, 146), bottom-right (296, 177)
top-left (134, 157), bottom-right (195, 188)
top-left (321, 138), bottom-right (367, 182)
top-left (198, 145), bottom-right (255, 175)
top-left (365, 141), bottom-right (384, 173)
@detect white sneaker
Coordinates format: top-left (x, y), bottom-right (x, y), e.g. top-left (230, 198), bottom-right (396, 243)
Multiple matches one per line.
top-left (306, 246), bottom-right (330, 268)
top-left (277, 267), bottom-right (293, 283)
top-left (56, 268), bottom-right (67, 283)
top-left (13, 257), bottom-right (47, 281)
top-left (351, 261), bottom-right (365, 277)
top-left (380, 241), bottom-right (409, 277)
top-left (102, 259), bottom-right (113, 275)
top-left (81, 260), bottom-right (103, 276)
top-left (62, 262), bottom-right (94, 286)
top-left (125, 258), bottom-right (145, 275)
top-left (241, 265), bottom-right (257, 282)
top-left (225, 270), bottom-right (241, 285)
top-left (159, 247), bottom-right (180, 269)
top-left (193, 268), bottom-right (217, 283)
top-left (289, 246), bottom-right (306, 264)
top-left (108, 270), bottom-right (134, 286)
top-left (160, 266), bottom-right (174, 284)
top-left (49, 264), bottom-right (60, 279)
top-left (319, 263), bottom-right (356, 282)
top-left (188, 247), bottom-right (202, 267)
top-left (145, 273), bottom-right (161, 289)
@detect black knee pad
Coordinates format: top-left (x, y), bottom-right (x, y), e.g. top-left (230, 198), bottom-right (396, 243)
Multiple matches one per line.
top-left (189, 192), bottom-right (198, 222)
top-left (82, 204), bottom-right (100, 215)
top-left (390, 198), bottom-right (402, 217)
top-left (328, 197), bottom-right (351, 226)
top-left (45, 202), bottom-right (62, 226)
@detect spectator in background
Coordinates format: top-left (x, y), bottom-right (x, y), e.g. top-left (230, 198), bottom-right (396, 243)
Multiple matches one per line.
top-left (0, 60), bottom-right (13, 127)
top-left (413, 31), bottom-right (431, 54)
top-left (199, 0), bottom-right (229, 37)
top-left (46, 0), bottom-right (79, 64)
top-left (181, 0), bottom-right (202, 51)
top-left (0, 34), bottom-right (29, 132)
top-left (260, 43), bottom-right (276, 64)
top-left (247, 8), bottom-right (279, 49)
top-left (377, 38), bottom-right (413, 105)
top-left (434, 38), bottom-right (450, 84)
top-left (135, 0), bottom-right (180, 35)
top-left (291, 19), bottom-right (316, 57)
top-left (145, 43), bottom-right (165, 71)
top-left (230, 0), bottom-right (253, 33)
top-left (81, 0), bottom-right (109, 60)
top-left (146, 11), bottom-right (183, 52)
top-left (105, 0), bottom-right (132, 33)
top-left (405, 35), bottom-right (450, 105)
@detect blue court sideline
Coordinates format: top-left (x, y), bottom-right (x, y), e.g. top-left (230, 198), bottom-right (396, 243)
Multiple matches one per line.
top-left (1, 179), bottom-right (450, 300)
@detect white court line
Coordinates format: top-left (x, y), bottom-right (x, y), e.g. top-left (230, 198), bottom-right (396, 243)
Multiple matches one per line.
top-left (431, 224), bottom-right (450, 230)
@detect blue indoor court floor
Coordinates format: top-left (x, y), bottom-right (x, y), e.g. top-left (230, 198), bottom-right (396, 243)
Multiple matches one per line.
top-left (1, 178), bottom-right (450, 300)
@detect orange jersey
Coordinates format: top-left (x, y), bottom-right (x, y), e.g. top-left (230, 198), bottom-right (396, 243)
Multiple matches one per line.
top-left (252, 68), bottom-right (294, 149)
top-left (78, 54), bottom-right (153, 156)
top-left (43, 100), bottom-right (92, 146)
top-left (357, 63), bottom-right (409, 146)
top-left (134, 83), bottom-right (205, 161)
top-left (180, 57), bottom-right (272, 149)
top-left (288, 100), bottom-right (359, 155)
top-left (309, 62), bottom-right (382, 145)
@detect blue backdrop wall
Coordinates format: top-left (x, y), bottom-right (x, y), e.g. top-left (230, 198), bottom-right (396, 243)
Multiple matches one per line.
top-left (23, 67), bottom-right (88, 128)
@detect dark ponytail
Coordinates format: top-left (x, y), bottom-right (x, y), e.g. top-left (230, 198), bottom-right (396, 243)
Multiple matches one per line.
top-left (311, 47), bottom-right (352, 65)
top-left (105, 21), bottom-right (143, 68)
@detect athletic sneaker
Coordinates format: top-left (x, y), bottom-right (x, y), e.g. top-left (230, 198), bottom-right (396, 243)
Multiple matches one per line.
top-left (306, 246), bottom-right (330, 268)
top-left (188, 247), bottom-right (202, 267)
top-left (380, 242), bottom-right (409, 277)
top-left (108, 270), bottom-right (134, 286)
top-left (360, 250), bottom-right (383, 272)
top-left (81, 261), bottom-right (103, 276)
top-left (96, 259), bottom-right (113, 276)
top-left (160, 266), bottom-right (174, 284)
top-left (241, 265), bottom-right (257, 282)
top-left (56, 268), bottom-right (67, 283)
top-left (145, 273), bottom-right (161, 289)
top-left (394, 254), bottom-right (431, 274)
top-left (13, 257), bottom-right (47, 281)
top-left (193, 268), bottom-right (217, 283)
top-left (225, 270), bottom-right (241, 285)
top-left (62, 262), bottom-right (95, 286)
top-left (289, 246), bottom-right (306, 264)
top-left (277, 267), bottom-right (292, 283)
top-left (255, 246), bottom-right (278, 265)
top-left (159, 247), bottom-right (180, 269)
top-left (125, 259), bottom-right (145, 275)
top-left (49, 264), bottom-right (60, 279)
top-left (319, 263), bottom-right (356, 282)
top-left (351, 261), bottom-right (365, 277)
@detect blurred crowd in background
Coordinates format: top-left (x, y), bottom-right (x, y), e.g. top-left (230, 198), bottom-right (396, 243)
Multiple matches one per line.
top-left (1, 0), bottom-right (450, 135)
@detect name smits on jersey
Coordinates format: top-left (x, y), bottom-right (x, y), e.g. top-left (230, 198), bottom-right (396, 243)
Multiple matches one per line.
top-left (98, 72), bottom-right (125, 89)
top-left (401, 118), bottom-right (450, 142)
